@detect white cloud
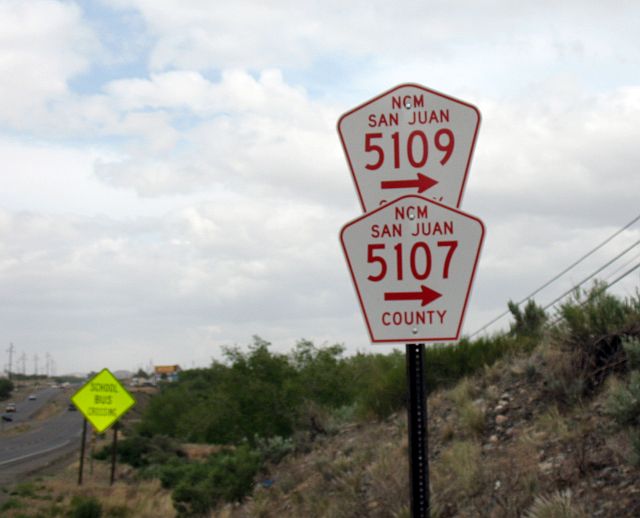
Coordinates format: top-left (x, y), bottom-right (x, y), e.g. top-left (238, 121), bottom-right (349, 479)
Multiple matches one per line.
top-left (465, 85), bottom-right (640, 224)
top-left (0, 192), bottom-right (358, 372)
top-left (0, 0), bottom-right (99, 127)
top-left (105, 1), bottom-right (640, 88)
top-left (93, 69), bottom-right (353, 206)
top-left (2, 0), bottom-right (640, 373)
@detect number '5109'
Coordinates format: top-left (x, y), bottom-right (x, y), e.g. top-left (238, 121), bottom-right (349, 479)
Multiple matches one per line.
top-left (364, 130), bottom-right (455, 170)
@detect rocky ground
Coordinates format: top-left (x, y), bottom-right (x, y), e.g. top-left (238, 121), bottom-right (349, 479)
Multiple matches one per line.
top-left (216, 343), bottom-right (640, 517)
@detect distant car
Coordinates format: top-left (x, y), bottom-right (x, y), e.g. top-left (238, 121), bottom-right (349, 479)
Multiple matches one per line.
top-left (28, 394), bottom-right (37, 401)
top-left (5, 403), bottom-right (16, 413)
top-left (68, 403), bottom-right (77, 411)
top-left (1, 414), bottom-right (12, 422)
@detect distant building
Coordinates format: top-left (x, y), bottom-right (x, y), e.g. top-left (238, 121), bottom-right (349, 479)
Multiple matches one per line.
top-left (153, 365), bottom-right (181, 383)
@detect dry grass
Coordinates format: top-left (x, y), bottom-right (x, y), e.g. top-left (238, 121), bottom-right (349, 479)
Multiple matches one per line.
top-left (487, 435), bottom-right (541, 515)
top-left (0, 422), bottom-right (31, 437)
top-left (458, 400), bottom-right (485, 437)
top-left (449, 377), bottom-right (475, 407)
top-left (431, 439), bottom-right (484, 515)
top-left (366, 442), bottom-right (409, 513)
top-left (482, 360), bottom-right (504, 385)
top-left (223, 418), bottom-right (410, 518)
top-left (523, 490), bottom-right (587, 518)
top-left (448, 377), bottom-right (486, 438)
top-left (2, 456), bottom-right (175, 518)
top-left (531, 405), bottom-right (572, 442)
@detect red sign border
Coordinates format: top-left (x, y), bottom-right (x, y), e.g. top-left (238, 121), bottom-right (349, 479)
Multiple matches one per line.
top-left (339, 195), bottom-right (485, 344)
top-left (337, 83), bottom-right (481, 212)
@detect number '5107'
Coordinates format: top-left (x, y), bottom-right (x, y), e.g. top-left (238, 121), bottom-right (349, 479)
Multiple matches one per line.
top-left (367, 241), bottom-right (457, 282)
top-left (364, 130), bottom-right (455, 170)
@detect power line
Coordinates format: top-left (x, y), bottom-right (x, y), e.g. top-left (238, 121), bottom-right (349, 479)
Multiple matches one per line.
top-left (598, 260), bottom-right (640, 291)
top-left (470, 211), bottom-right (640, 337)
top-left (604, 249), bottom-right (640, 282)
top-left (547, 260), bottom-right (640, 327)
top-left (542, 239), bottom-right (640, 311)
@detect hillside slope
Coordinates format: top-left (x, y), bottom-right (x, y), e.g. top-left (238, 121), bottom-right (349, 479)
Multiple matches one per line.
top-left (219, 337), bottom-right (640, 517)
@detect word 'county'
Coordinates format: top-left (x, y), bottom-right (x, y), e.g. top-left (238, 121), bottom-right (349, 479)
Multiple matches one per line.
top-left (381, 309), bottom-right (447, 326)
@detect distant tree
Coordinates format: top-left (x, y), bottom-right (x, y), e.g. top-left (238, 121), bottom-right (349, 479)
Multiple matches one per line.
top-left (508, 299), bottom-right (547, 338)
top-left (135, 368), bottom-right (149, 379)
top-left (0, 378), bottom-right (14, 400)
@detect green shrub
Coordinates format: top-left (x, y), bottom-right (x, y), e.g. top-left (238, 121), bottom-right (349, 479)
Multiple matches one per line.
top-left (161, 445), bottom-right (261, 516)
top-left (69, 496), bottom-right (102, 518)
top-left (0, 498), bottom-right (23, 512)
top-left (290, 340), bottom-right (353, 408)
top-left (630, 429), bottom-right (640, 466)
top-left (607, 371), bottom-right (640, 427)
top-left (0, 378), bottom-right (14, 400)
top-left (557, 282), bottom-right (631, 344)
top-left (552, 282), bottom-right (639, 396)
top-left (254, 435), bottom-right (294, 464)
top-left (623, 336), bottom-right (640, 370)
top-left (105, 504), bottom-right (130, 517)
top-left (11, 482), bottom-right (37, 498)
top-left (509, 299), bottom-right (547, 339)
top-left (425, 333), bottom-right (524, 390)
top-left (107, 434), bottom-right (183, 468)
top-left (135, 333), bottom-right (527, 444)
top-left (46, 503), bottom-right (65, 517)
top-left (138, 337), bottom-right (304, 444)
top-left (349, 351), bottom-right (406, 420)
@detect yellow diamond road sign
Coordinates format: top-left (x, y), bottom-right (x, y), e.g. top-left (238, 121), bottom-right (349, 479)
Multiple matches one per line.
top-left (71, 368), bottom-right (136, 433)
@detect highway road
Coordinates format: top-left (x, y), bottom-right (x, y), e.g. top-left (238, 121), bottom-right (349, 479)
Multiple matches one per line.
top-left (0, 386), bottom-right (84, 486)
top-left (3, 386), bottom-right (61, 425)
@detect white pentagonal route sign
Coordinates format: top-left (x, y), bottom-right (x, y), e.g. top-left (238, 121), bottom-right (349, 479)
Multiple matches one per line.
top-left (340, 195), bottom-right (484, 343)
top-left (338, 84), bottom-right (480, 211)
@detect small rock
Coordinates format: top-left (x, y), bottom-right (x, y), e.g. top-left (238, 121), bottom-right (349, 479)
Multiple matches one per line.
top-left (495, 415), bottom-right (508, 425)
top-left (489, 434), bottom-right (499, 444)
top-left (539, 461), bottom-right (553, 473)
top-left (472, 398), bottom-right (486, 408)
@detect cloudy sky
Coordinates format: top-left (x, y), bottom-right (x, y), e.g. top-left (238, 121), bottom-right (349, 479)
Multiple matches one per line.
top-left (2, 0), bottom-right (640, 375)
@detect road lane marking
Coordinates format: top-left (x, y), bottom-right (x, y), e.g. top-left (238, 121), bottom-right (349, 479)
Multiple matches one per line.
top-left (0, 440), bottom-right (72, 467)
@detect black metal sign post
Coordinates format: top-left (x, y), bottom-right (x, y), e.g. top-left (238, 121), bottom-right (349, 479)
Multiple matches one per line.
top-left (77, 418), bottom-right (87, 486)
top-left (110, 421), bottom-right (119, 486)
top-left (406, 343), bottom-right (429, 517)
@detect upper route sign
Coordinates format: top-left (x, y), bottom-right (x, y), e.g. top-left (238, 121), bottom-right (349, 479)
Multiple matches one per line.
top-left (71, 368), bottom-right (135, 433)
top-left (340, 195), bottom-right (484, 343)
top-left (338, 84), bottom-right (480, 212)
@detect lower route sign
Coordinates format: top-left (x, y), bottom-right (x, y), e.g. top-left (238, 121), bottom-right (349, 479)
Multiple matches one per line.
top-left (340, 195), bottom-right (484, 343)
top-left (71, 368), bottom-right (136, 433)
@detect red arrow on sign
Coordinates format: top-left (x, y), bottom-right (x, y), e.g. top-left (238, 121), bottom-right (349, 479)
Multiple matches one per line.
top-left (384, 285), bottom-right (442, 306)
top-left (380, 173), bottom-right (438, 194)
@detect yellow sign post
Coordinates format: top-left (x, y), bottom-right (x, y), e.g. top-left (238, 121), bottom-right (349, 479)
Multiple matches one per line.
top-left (71, 368), bottom-right (136, 433)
